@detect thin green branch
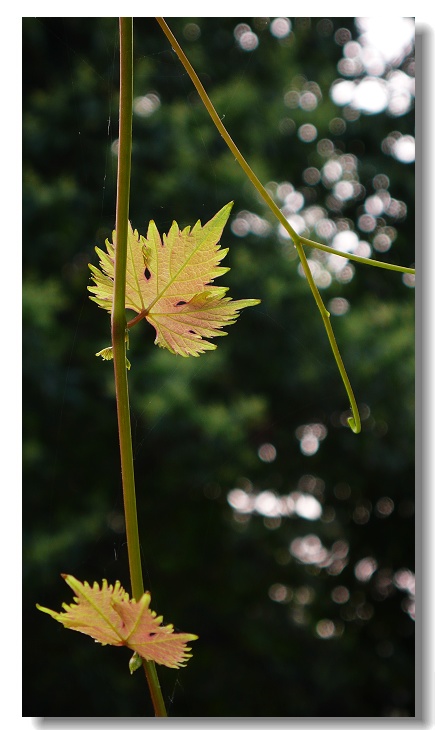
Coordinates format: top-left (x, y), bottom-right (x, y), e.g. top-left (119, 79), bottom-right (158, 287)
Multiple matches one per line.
top-left (113, 18), bottom-right (167, 717)
top-left (299, 237), bottom-right (415, 275)
top-left (155, 17), bottom-right (362, 432)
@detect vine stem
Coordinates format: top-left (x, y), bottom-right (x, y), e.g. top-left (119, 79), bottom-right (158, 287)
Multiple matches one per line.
top-left (112, 17), bottom-right (167, 717)
top-left (155, 18), bottom-right (414, 279)
top-left (156, 18), bottom-right (366, 432)
top-left (299, 237), bottom-right (415, 275)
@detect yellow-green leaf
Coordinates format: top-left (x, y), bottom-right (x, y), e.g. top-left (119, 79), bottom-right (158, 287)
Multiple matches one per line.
top-left (37, 575), bottom-right (198, 669)
top-left (88, 202), bottom-right (260, 356)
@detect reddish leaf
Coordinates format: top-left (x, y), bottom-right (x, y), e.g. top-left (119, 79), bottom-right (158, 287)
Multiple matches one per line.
top-left (37, 575), bottom-right (197, 669)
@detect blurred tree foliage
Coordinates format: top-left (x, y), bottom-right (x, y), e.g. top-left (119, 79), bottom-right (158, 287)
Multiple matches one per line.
top-left (23, 17), bottom-right (415, 717)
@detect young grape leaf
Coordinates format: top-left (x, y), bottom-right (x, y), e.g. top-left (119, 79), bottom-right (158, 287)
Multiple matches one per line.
top-left (88, 202), bottom-right (260, 356)
top-left (36, 574), bottom-right (198, 669)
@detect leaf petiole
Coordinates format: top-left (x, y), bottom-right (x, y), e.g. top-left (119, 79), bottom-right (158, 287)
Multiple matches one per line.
top-left (127, 310), bottom-right (148, 329)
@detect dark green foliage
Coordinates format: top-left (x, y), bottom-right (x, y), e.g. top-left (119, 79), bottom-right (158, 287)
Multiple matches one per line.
top-left (23, 17), bottom-right (414, 717)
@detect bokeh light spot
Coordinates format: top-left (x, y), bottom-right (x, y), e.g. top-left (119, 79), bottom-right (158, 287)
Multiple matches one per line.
top-left (239, 31), bottom-right (259, 51)
top-left (331, 586), bottom-right (350, 604)
top-left (328, 297), bottom-right (350, 316)
top-left (375, 496), bottom-right (395, 518)
top-left (258, 443), bottom-right (277, 463)
top-left (317, 19), bottom-right (333, 37)
top-left (334, 180), bottom-right (354, 201)
top-left (270, 17), bottom-right (291, 39)
top-left (133, 93), bottom-right (161, 117)
top-left (298, 124), bottom-right (317, 142)
top-left (227, 488), bottom-right (254, 514)
top-left (303, 167), bottom-right (321, 185)
top-left (392, 135), bottom-right (415, 163)
top-left (268, 583), bottom-right (290, 603)
top-left (300, 91), bottom-right (318, 111)
top-left (295, 586), bottom-right (315, 605)
top-left (355, 16), bottom-right (414, 65)
top-left (329, 117), bottom-right (346, 135)
top-left (322, 159), bottom-right (343, 184)
top-left (294, 494), bottom-right (322, 520)
top-left (330, 79), bottom-right (355, 106)
top-left (335, 28), bottom-right (352, 46)
top-left (373, 173), bottom-right (390, 189)
top-left (234, 23), bottom-right (250, 40)
top-left (354, 557), bottom-right (378, 582)
top-left (353, 77), bottom-right (388, 114)
top-left (316, 619), bottom-right (336, 639)
top-left (402, 272), bottom-right (415, 288)
top-left (296, 423), bottom-right (327, 456)
top-left (279, 117), bottom-right (296, 135)
top-left (290, 535), bottom-right (328, 565)
top-left (255, 490), bottom-right (280, 517)
top-left (183, 23), bottom-right (201, 41)
top-left (353, 503), bottom-right (371, 524)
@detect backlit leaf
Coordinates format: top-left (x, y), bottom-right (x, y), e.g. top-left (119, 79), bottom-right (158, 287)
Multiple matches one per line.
top-left (88, 202), bottom-right (260, 356)
top-left (37, 575), bottom-right (197, 669)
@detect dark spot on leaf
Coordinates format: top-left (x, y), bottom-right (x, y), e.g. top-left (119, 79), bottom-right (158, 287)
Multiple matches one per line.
top-left (144, 268), bottom-right (151, 280)
top-left (176, 300), bottom-right (187, 306)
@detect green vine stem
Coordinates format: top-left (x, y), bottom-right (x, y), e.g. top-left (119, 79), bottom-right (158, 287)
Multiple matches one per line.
top-left (155, 17), bottom-right (415, 433)
top-left (155, 18), bottom-right (414, 280)
top-left (113, 18), bottom-right (167, 717)
top-left (299, 236), bottom-right (415, 274)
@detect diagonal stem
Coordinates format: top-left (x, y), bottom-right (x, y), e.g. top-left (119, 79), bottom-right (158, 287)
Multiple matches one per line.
top-left (113, 17), bottom-right (167, 716)
top-left (299, 236), bottom-right (415, 275)
top-left (155, 17), bottom-right (362, 432)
